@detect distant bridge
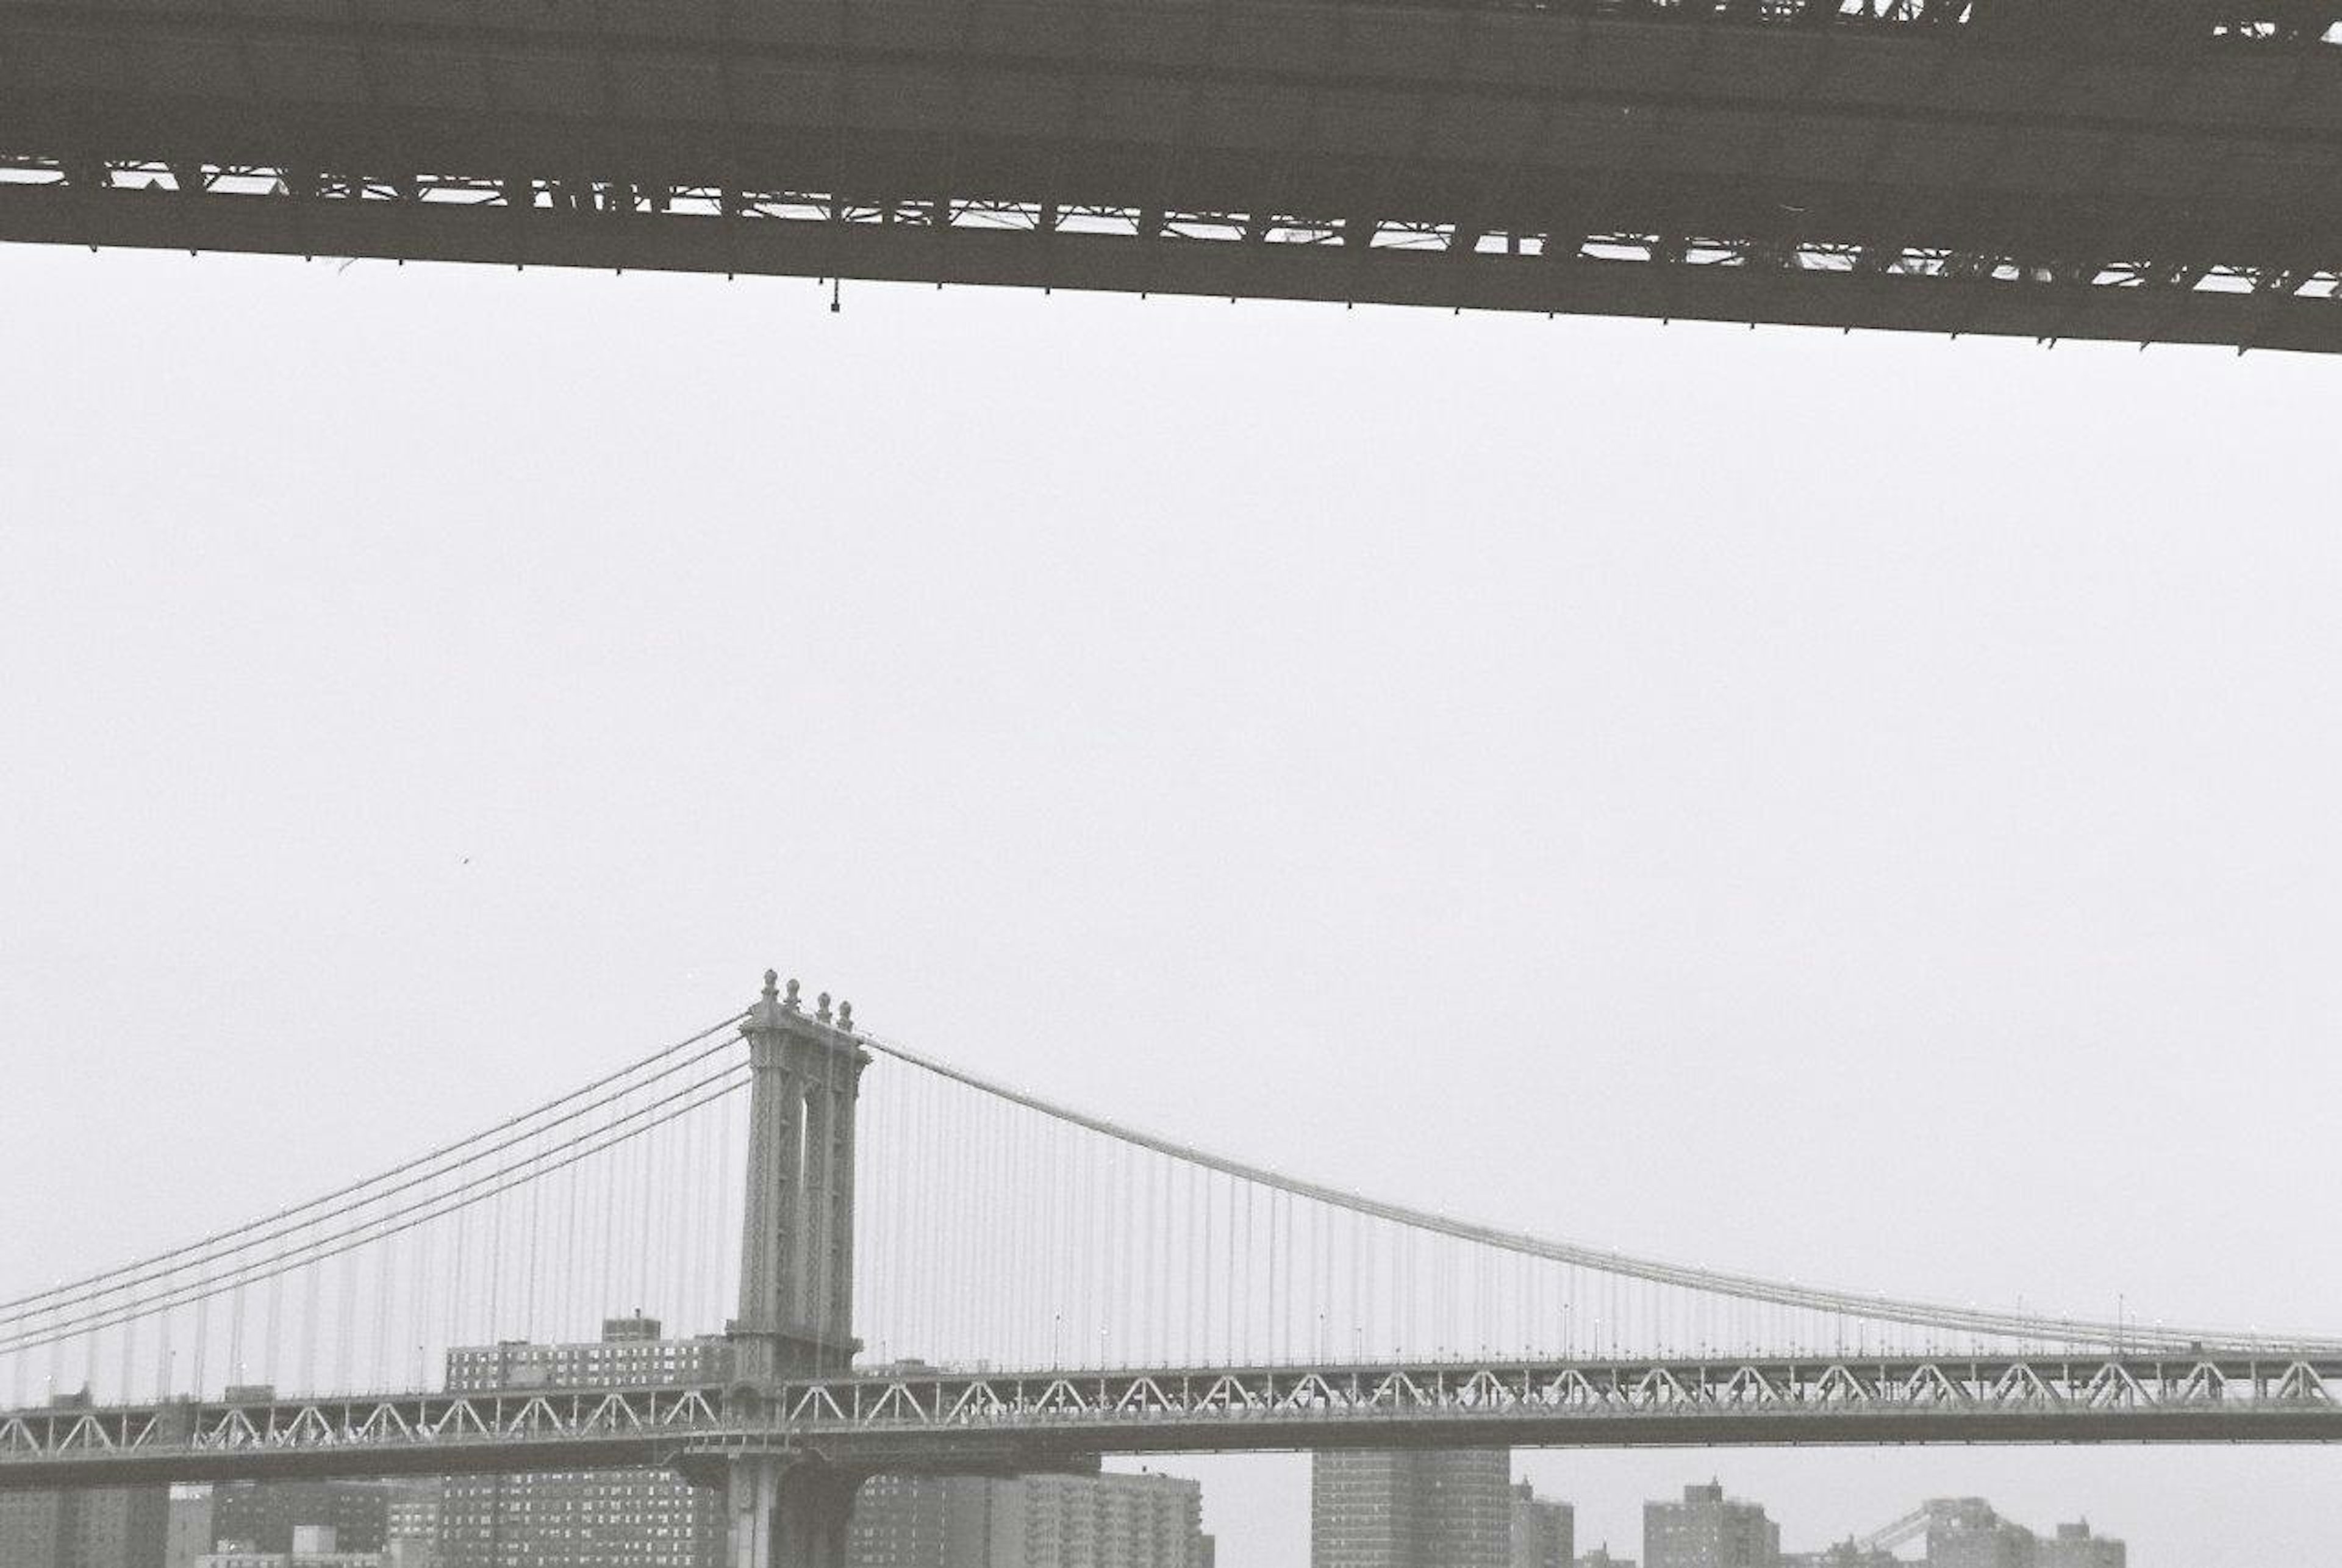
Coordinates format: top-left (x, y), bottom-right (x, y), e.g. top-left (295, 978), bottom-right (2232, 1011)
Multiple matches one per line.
top-left (4, 973), bottom-right (2337, 1567)
top-left (5, 0), bottom-right (2342, 348)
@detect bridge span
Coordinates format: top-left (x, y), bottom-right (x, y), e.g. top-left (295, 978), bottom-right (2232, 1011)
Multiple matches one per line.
top-left (5, 0), bottom-right (2342, 348)
top-left (4, 973), bottom-right (2338, 1566)
top-left (4, 1353), bottom-right (2341, 1491)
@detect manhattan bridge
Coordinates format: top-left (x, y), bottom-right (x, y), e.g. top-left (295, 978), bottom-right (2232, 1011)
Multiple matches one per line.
top-left (1, 973), bottom-right (2337, 1567)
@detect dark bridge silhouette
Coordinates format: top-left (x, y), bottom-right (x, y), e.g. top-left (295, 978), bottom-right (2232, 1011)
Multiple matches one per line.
top-left (5, 0), bottom-right (2342, 348)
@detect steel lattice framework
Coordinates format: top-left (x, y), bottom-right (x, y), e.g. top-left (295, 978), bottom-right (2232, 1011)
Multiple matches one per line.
top-left (2, 1353), bottom-right (2338, 1489)
top-left (5, 0), bottom-right (2342, 347)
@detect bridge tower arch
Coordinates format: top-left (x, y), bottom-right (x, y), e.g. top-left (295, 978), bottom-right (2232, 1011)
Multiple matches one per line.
top-left (730, 970), bottom-right (869, 1383)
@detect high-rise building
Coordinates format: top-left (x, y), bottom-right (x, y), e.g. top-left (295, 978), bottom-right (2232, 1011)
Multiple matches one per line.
top-left (1311, 1450), bottom-right (1511, 1568)
top-left (210, 1484), bottom-right (387, 1557)
top-left (381, 1483), bottom-right (441, 1568)
top-left (165, 1491), bottom-right (215, 1568)
top-left (0, 1487), bottom-right (170, 1568)
top-left (1509, 1481), bottom-right (1573, 1568)
top-left (846, 1475), bottom-right (986, 1568)
top-left (2036, 1522), bottom-right (2122, 1568)
top-left (845, 1471), bottom-right (1209, 1568)
top-left (443, 1318), bottom-right (725, 1398)
top-left (439, 1318), bottom-right (731, 1568)
top-left (984, 1473), bottom-right (1206, 1568)
top-left (1642, 1483), bottom-right (1778, 1568)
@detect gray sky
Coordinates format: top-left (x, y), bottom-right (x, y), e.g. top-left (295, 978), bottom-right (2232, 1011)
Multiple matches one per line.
top-left (2, 244), bottom-right (2338, 1566)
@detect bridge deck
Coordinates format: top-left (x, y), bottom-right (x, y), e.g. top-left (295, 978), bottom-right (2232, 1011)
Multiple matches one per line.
top-left (4, 0), bottom-right (2342, 345)
top-left (4, 1353), bottom-right (2337, 1487)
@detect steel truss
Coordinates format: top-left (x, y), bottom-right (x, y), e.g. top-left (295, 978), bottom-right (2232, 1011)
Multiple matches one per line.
top-left (3, 1353), bottom-right (2337, 1486)
top-left (5, 158), bottom-right (2341, 352)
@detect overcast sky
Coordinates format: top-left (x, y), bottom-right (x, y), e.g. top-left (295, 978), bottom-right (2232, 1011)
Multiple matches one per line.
top-left (2, 245), bottom-right (2337, 1566)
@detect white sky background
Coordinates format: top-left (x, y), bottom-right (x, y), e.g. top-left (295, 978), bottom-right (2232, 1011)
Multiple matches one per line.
top-left (2, 245), bottom-right (2338, 1567)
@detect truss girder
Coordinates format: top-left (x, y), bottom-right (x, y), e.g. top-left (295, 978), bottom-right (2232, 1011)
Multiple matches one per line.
top-left (1, 166), bottom-right (2338, 351)
top-left (5, 0), bottom-right (2342, 351)
top-left (3, 1353), bottom-right (2338, 1487)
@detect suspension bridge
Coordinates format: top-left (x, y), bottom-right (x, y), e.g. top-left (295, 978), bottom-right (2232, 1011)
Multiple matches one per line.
top-left (2, 971), bottom-right (2337, 1568)
top-left (5, 0), bottom-right (2342, 351)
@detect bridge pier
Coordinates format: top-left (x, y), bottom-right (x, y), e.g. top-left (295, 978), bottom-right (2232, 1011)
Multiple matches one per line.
top-left (726, 1455), bottom-right (865, 1568)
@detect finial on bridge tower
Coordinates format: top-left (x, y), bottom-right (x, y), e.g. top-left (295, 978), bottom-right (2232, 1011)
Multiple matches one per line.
top-left (747, 969), bottom-right (796, 1031)
top-left (816, 991), bottom-right (833, 1023)
top-left (745, 968), bottom-right (791, 1029)
top-left (784, 978), bottom-right (801, 1010)
top-left (837, 1000), bottom-right (853, 1033)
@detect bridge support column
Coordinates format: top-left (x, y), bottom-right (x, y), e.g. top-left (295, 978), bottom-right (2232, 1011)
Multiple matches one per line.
top-left (726, 1456), bottom-right (865, 1568)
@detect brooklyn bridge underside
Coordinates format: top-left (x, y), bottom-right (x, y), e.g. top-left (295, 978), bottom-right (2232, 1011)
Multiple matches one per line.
top-left (5, 0), bottom-right (2342, 349)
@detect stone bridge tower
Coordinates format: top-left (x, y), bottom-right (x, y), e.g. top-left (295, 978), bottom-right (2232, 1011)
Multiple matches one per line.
top-left (731, 970), bottom-right (868, 1383)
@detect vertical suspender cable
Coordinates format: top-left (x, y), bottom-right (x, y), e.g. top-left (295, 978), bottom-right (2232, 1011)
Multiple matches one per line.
top-left (298, 1248), bottom-right (320, 1393)
top-left (226, 1280), bottom-right (246, 1394)
top-left (1153, 1152), bottom-right (1169, 1366)
top-left (522, 1134), bottom-right (542, 1343)
top-left (152, 1273), bottom-right (171, 1400)
top-left (184, 1292), bottom-right (204, 1397)
top-left (373, 1230), bottom-right (395, 1392)
top-left (334, 1242), bottom-right (355, 1391)
top-left (636, 1095), bottom-right (655, 1315)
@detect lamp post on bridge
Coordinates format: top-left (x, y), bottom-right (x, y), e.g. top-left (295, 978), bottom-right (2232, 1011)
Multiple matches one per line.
top-left (723, 968), bottom-right (871, 1568)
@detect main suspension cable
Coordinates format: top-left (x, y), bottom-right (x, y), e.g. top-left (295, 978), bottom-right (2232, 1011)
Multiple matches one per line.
top-left (0, 1068), bottom-right (752, 1359)
top-left (0, 1012), bottom-right (748, 1318)
top-left (858, 1029), bottom-right (2335, 1357)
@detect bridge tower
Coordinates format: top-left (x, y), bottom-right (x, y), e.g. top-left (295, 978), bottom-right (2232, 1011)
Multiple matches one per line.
top-left (725, 970), bottom-right (873, 1568)
top-left (730, 970), bottom-right (870, 1382)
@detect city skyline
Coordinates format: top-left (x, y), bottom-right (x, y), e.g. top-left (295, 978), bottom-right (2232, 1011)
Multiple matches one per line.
top-left (109, 1460), bottom-right (2146, 1568)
